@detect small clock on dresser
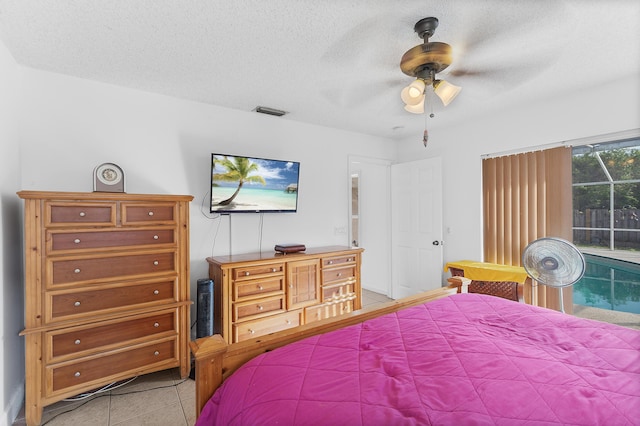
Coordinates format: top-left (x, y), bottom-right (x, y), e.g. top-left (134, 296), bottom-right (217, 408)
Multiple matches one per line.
top-left (94, 162), bottom-right (125, 192)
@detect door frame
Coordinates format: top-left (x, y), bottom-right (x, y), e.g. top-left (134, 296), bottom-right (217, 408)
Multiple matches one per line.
top-left (348, 155), bottom-right (392, 296)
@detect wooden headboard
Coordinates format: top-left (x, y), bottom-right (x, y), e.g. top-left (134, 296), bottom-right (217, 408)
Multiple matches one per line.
top-left (190, 284), bottom-right (460, 416)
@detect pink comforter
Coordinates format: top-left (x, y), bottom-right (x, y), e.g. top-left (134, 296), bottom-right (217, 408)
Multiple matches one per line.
top-left (197, 293), bottom-right (640, 425)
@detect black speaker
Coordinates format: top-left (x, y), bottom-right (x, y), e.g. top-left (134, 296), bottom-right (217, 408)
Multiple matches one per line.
top-left (196, 278), bottom-right (214, 338)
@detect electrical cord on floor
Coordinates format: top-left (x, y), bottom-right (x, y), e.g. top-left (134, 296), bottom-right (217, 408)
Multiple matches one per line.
top-left (38, 377), bottom-right (191, 425)
top-left (62, 376), bottom-right (138, 401)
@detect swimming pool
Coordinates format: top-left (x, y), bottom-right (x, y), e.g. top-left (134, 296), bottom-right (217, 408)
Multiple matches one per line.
top-left (572, 253), bottom-right (640, 314)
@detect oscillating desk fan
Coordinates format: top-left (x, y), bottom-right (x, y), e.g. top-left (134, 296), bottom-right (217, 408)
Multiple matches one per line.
top-left (522, 237), bottom-right (586, 313)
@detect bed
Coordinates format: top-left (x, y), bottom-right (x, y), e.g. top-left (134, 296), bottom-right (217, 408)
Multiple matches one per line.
top-left (191, 287), bottom-right (640, 425)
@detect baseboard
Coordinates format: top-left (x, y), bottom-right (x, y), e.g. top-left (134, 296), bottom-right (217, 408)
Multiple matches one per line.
top-left (2, 381), bottom-right (24, 426)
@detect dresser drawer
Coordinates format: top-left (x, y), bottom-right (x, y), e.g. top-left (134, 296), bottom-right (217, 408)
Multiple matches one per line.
top-left (233, 310), bottom-right (301, 342)
top-left (48, 338), bottom-right (177, 395)
top-left (305, 300), bottom-right (354, 324)
top-left (322, 281), bottom-right (355, 302)
top-left (233, 277), bottom-right (284, 301)
top-left (48, 251), bottom-right (176, 286)
top-left (48, 228), bottom-right (175, 254)
top-left (46, 202), bottom-right (116, 227)
top-left (232, 263), bottom-right (284, 281)
top-left (233, 295), bottom-right (285, 322)
top-left (322, 265), bottom-right (356, 285)
top-left (48, 280), bottom-right (176, 322)
top-left (48, 311), bottom-right (176, 361)
top-left (121, 203), bottom-right (176, 225)
top-left (322, 254), bottom-right (357, 268)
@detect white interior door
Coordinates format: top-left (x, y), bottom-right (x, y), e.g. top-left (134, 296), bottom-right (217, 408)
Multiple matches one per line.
top-left (391, 157), bottom-right (443, 299)
top-left (348, 156), bottom-right (391, 296)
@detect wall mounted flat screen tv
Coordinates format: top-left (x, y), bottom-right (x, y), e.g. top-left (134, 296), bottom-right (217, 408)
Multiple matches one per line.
top-left (210, 153), bottom-right (300, 213)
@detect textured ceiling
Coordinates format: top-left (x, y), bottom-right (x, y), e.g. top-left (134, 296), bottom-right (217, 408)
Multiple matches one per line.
top-left (0, 0), bottom-right (638, 140)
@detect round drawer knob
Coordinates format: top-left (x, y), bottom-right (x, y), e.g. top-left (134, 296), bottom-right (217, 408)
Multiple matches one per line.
top-left (148, 211), bottom-right (154, 216)
top-left (74, 301), bottom-right (81, 307)
top-left (249, 329), bottom-right (255, 334)
top-left (74, 339), bottom-right (81, 345)
top-left (271, 268), bottom-right (277, 272)
top-left (258, 285), bottom-right (263, 290)
top-left (328, 260), bottom-right (333, 264)
top-left (153, 290), bottom-right (160, 295)
top-left (257, 305), bottom-right (263, 310)
top-left (289, 284), bottom-right (293, 288)
top-left (153, 261), bottom-right (159, 266)
top-left (286, 320), bottom-right (291, 325)
top-left (74, 268), bottom-right (81, 274)
top-left (154, 351), bottom-right (160, 356)
top-left (337, 273), bottom-right (342, 277)
top-left (79, 212), bottom-right (86, 217)
top-left (153, 322), bottom-right (160, 327)
top-left (74, 372), bottom-right (81, 377)
top-left (74, 239), bottom-right (81, 244)
top-left (244, 272), bottom-right (250, 276)
top-left (153, 235), bottom-right (159, 240)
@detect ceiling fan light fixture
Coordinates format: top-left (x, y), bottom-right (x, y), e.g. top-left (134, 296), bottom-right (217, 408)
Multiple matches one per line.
top-left (433, 79), bottom-right (462, 106)
top-left (404, 99), bottom-right (425, 114)
top-left (408, 79), bottom-right (426, 96)
top-left (401, 84), bottom-right (424, 106)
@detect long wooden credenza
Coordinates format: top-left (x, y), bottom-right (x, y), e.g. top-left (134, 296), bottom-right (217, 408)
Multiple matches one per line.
top-left (206, 246), bottom-right (364, 344)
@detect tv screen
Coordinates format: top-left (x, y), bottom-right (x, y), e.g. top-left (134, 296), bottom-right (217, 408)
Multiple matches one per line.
top-left (210, 153), bottom-right (300, 213)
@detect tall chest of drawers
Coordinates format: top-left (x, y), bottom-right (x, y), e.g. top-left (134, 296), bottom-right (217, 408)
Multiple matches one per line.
top-left (18, 191), bottom-right (193, 426)
top-left (207, 246), bottom-right (364, 344)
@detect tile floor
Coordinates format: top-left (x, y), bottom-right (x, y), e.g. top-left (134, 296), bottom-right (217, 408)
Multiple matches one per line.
top-left (361, 288), bottom-right (394, 308)
top-left (13, 289), bottom-right (638, 425)
top-left (12, 367), bottom-right (196, 426)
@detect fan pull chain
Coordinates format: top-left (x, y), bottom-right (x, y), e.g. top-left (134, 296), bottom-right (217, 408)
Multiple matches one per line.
top-left (422, 93), bottom-right (435, 147)
top-left (423, 117), bottom-right (429, 147)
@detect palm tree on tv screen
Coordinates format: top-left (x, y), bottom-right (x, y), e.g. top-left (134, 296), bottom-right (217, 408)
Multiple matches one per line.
top-left (212, 156), bottom-right (266, 205)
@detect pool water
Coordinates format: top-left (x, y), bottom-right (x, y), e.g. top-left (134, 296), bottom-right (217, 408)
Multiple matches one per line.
top-left (573, 254), bottom-right (640, 314)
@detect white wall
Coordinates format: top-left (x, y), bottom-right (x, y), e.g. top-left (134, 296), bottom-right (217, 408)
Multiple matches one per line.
top-left (17, 67), bottom-right (398, 333)
top-left (0, 39), bottom-right (25, 426)
top-left (397, 74), bottom-right (640, 267)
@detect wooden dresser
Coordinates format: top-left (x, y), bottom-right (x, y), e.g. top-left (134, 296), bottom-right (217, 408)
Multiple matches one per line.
top-left (207, 246), bottom-right (364, 343)
top-left (17, 191), bottom-right (193, 426)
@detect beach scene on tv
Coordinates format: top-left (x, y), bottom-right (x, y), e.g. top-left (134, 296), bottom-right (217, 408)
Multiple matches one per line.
top-left (211, 155), bottom-right (300, 212)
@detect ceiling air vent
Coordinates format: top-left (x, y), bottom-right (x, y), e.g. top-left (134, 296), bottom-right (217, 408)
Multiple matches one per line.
top-left (254, 106), bottom-right (288, 117)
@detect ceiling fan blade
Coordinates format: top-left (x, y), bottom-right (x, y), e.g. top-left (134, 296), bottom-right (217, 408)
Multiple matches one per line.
top-left (319, 77), bottom-right (405, 109)
top-left (320, 14), bottom-right (407, 70)
top-left (444, 64), bottom-right (551, 95)
top-left (315, 12), bottom-right (411, 111)
top-left (443, 4), bottom-right (569, 93)
top-left (450, 0), bottom-right (568, 55)
top-left (448, 61), bottom-right (545, 78)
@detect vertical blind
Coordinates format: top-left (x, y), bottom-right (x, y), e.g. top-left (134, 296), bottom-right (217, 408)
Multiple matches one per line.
top-left (482, 146), bottom-right (572, 309)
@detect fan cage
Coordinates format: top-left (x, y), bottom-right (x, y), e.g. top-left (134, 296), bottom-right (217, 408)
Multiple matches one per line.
top-left (522, 237), bottom-right (586, 288)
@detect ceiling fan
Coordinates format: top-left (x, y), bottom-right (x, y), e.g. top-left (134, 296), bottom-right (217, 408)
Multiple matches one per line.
top-left (400, 17), bottom-right (462, 113)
